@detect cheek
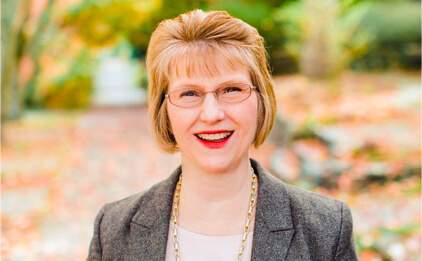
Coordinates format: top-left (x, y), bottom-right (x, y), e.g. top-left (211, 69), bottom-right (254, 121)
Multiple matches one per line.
top-left (247, 96), bottom-right (259, 126)
top-left (247, 98), bottom-right (260, 139)
top-left (167, 106), bottom-right (195, 138)
top-left (167, 105), bottom-right (181, 136)
top-left (231, 100), bottom-right (258, 137)
top-left (167, 110), bottom-right (180, 136)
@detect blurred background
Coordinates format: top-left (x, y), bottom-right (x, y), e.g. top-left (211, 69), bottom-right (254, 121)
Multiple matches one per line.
top-left (1, 0), bottom-right (421, 260)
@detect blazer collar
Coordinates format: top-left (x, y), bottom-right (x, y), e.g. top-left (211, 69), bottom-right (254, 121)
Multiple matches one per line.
top-left (127, 166), bottom-right (181, 260)
top-left (251, 159), bottom-right (294, 231)
top-left (131, 166), bottom-right (181, 228)
top-left (128, 159), bottom-right (294, 260)
top-left (250, 159), bottom-right (295, 261)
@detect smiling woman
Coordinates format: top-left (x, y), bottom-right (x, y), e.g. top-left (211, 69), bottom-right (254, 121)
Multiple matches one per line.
top-left (87, 10), bottom-right (358, 261)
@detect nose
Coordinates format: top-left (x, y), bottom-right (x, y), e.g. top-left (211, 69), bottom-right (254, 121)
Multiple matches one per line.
top-left (199, 92), bottom-right (225, 123)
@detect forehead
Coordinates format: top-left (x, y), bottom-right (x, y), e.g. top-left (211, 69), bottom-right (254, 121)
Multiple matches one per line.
top-left (168, 59), bottom-right (251, 92)
top-left (173, 56), bottom-right (247, 81)
top-left (167, 43), bottom-right (251, 83)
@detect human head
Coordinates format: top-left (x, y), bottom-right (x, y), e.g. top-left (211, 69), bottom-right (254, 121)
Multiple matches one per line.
top-left (146, 9), bottom-right (276, 153)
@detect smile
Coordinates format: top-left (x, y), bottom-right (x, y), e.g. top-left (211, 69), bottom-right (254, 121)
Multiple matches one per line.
top-left (194, 131), bottom-right (234, 149)
top-left (195, 131), bottom-right (233, 142)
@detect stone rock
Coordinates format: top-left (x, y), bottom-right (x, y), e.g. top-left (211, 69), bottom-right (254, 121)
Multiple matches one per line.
top-left (270, 148), bottom-right (300, 182)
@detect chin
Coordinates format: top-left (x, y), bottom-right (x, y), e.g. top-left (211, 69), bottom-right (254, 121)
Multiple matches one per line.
top-left (197, 154), bottom-right (245, 173)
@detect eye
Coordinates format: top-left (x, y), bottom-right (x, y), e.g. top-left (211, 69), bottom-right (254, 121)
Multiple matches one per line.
top-left (221, 86), bottom-right (243, 93)
top-left (179, 89), bottom-right (202, 97)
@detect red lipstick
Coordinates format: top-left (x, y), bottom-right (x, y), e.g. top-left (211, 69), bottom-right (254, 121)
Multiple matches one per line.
top-left (194, 130), bottom-right (234, 149)
top-left (196, 130), bottom-right (230, 134)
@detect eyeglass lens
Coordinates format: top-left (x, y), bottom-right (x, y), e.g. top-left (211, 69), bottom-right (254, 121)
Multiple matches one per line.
top-left (168, 83), bottom-right (252, 108)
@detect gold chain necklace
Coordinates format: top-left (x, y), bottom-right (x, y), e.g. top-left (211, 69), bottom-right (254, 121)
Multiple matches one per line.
top-left (171, 168), bottom-right (257, 261)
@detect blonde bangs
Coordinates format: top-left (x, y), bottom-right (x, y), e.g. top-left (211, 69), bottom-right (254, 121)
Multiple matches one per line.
top-left (166, 42), bottom-right (253, 81)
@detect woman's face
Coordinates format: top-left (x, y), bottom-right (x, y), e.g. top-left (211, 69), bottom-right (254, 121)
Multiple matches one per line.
top-left (167, 57), bottom-right (258, 173)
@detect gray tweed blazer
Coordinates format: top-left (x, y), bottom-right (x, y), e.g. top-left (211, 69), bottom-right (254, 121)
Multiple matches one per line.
top-left (87, 159), bottom-right (357, 260)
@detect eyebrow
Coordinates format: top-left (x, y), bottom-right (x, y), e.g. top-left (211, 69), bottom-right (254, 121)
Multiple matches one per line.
top-left (178, 81), bottom-right (250, 89)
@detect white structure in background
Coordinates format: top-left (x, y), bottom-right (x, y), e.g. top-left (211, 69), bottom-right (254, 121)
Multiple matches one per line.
top-left (93, 56), bottom-right (146, 106)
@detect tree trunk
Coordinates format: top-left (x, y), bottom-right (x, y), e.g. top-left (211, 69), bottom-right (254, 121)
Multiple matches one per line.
top-left (1, 0), bottom-right (26, 122)
top-left (24, 0), bottom-right (55, 107)
top-left (300, 0), bottom-right (340, 78)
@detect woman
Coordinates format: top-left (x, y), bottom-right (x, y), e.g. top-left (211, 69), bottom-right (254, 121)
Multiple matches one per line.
top-left (88, 10), bottom-right (357, 261)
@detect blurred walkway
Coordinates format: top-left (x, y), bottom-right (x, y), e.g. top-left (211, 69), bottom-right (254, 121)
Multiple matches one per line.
top-left (1, 106), bottom-right (181, 260)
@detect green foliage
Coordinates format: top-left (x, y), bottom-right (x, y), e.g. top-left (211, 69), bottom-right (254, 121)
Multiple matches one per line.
top-left (359, 1), bottom-right (421, 43)
top-left (62, 0), bottom-right (420, 77)
top-left (350, 1), bottom-right (421, 70)
top-left (275, 0), bottom-right (376, 74)
top-left (130, 0), bottom-right (211, 52)
top-left (273, 1), bottom-right (303, 59)
top-left (208, 0), bottom-right (284, 54)
top-left (138, 60), bottom-right (149, 89)
top-left (43, 77), bottom-right (92, 109)
top-left (63, 0), bottom-right (287, 57)
top-left (43, 49), bottom-right (94, 109)
top-left (62, 0), bottom-right (212, 54)
top-left (151, 0), bottom-right (210, 19)
top-left (275, 0), bottom-right (421, 72)
top-left (63, 0), bottom-right (158, 47)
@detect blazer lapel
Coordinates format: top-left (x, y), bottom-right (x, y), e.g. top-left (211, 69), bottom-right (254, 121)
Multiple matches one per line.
top-left (251, 159), bottom-right (295, 261)
top-left (126, 167), bottom-right (182, 261)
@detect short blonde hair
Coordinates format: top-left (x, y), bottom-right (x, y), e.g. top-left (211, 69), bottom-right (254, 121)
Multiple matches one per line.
top-left (146, 9), bottom-right (276, 153)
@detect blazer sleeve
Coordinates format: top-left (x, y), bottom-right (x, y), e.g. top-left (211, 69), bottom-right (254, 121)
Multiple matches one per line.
top-left (334, 202), bottom-right (358, 260)
top-left (87, 205), bottom-right (107, 261)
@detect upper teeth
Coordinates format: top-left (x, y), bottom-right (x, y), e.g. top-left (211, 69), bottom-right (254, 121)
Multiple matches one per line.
top-left (197, 132), bottom-right (232, 141)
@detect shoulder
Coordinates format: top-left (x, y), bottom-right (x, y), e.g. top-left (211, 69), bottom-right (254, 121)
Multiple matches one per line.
top-left (98, 192), bottom-right (144, 226)
top-left (101, 179), bottom-right (163, 214)
top-left (283, 182), bottom-right (346, 216)
top-left (94, 190), bottom-right (149, 242)
top-left (252, 159), bottom-right (357, 258)
top-left (252, 158), bottom-right (348, 218)
top-left (281, 182), bottom-right (353, 236)
top-left (252, 158), bottom-right (352, 233)
top-left (95, 169), bottom-right (180, 234)
top-left (280, 183), bottom-right (357, 259)
top-left (270, 172), bottom-right (350, 223)
top-left (262, 175), bottom-right (357, 258)
top-left (98, 176), bottom-right (173, 228)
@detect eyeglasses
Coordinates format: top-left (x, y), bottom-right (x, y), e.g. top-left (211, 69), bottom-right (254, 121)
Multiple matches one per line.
top-left (165, 83), bottom-right (256, 108)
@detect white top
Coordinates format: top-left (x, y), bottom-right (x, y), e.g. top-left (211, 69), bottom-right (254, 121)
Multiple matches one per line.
top-left (165, 221), bottom-right (253, 261)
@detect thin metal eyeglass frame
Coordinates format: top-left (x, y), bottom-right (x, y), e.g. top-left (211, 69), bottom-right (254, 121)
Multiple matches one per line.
top-left (165, 83), bottom-right (257, 108)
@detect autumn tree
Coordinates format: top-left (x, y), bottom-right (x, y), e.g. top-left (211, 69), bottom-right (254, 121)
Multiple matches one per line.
top-left (2, 0), bottom-right (56, 124)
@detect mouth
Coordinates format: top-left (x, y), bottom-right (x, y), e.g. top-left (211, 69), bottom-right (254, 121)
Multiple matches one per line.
top-left (195, 131), bottom-right (234, 142)
top-left (194, 130), bottom-right (234, 149)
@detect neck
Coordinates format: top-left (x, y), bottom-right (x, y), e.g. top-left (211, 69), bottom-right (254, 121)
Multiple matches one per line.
top-left (175, 156), bottom-right (256, 235)
top-left (180, 156), bottom-right (252, 202)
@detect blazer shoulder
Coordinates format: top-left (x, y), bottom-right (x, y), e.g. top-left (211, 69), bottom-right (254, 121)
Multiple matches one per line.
top-left (253, 159), bottom-right (350, 229)
top-left (99, 179), bottom-right (167, 224)
top-left (101, 192), bottom-right (144, 218)
top-left (281, 182), bottom-right (353, 237)
top-left (255, 172), bottom-right (357, 259)
top-left (283, 182), bottom-right (345, 213)
top-left (283, 183), bottom-right (357, 260)
top-left (88, 174), bottom-right (178, 260)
